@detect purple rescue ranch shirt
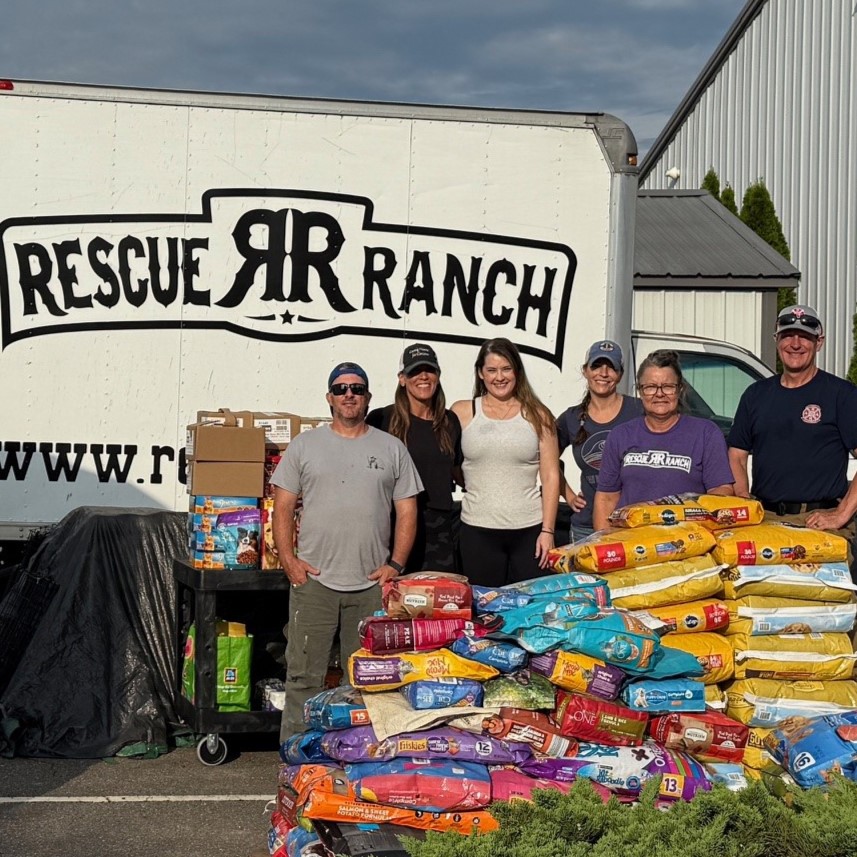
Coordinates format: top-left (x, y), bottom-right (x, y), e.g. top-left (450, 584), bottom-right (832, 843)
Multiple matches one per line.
top-left (597, 415), bottom-right (734, 507)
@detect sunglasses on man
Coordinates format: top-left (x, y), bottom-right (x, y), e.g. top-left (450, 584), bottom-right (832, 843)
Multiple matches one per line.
top-left (329, 383), bottom-right (368, 396)
top-left (777, 313), bottom-right (821, 332)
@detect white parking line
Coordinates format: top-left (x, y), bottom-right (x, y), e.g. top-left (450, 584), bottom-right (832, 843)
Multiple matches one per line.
top-left (0, 795), bottom-right (274, 803)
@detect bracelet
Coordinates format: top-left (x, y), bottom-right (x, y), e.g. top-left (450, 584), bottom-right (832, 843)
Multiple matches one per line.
top-left (541, 528), bottom-right (554, 535)
top-left (387, 558), bottom-right (405, 574)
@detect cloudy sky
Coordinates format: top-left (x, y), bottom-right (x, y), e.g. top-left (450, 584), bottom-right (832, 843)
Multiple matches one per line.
top-left (3, 0), bottom-right (747, 153)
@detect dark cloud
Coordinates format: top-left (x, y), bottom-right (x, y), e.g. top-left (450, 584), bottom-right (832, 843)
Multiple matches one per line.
top-left (2, 0), bottom-right (745, 150)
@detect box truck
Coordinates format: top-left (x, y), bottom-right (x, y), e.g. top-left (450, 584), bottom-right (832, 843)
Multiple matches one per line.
top-left (0, 78), bottom-right (771, 544)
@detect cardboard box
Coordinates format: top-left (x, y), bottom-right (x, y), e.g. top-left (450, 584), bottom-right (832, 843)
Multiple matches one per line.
top-left (300, 417), bottom-right (332, 433)
top-left (188, 461), bottom-right (264, 497)
top-left (186, 410), bottom-right (266, 461)
top-left (246, 412), bottom-right (302, 447)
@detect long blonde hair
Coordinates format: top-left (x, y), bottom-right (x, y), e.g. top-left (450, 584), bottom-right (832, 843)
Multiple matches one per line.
top-left (472, 338), bottom-right (555, 436)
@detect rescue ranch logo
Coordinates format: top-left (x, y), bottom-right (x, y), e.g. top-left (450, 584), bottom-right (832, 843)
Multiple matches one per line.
top-left (0, 189), bottom-right (577, 366)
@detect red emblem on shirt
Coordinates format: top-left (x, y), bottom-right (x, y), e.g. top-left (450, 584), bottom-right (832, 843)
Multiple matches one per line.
top-left (801, 404), bottom-right (821, 424)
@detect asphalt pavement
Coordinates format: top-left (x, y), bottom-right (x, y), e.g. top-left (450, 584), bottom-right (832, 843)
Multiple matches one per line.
top-left (0, 735), bottom-right (281, 857)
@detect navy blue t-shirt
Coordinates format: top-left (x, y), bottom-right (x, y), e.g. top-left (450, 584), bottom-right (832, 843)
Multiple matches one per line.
top-left (727, 370), bottom-right (857, 503)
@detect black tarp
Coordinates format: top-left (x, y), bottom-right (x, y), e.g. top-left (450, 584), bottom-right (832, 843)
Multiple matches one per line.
top-left (0, 506), bottom-right (187, 758)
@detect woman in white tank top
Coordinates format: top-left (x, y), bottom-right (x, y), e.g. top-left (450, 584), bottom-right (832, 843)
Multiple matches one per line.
top-left (451, 338), bottom-right (560, 587)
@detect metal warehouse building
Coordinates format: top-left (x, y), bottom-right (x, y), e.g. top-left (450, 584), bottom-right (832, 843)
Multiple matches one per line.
top-left (639, 0), bottom-right (857, 376)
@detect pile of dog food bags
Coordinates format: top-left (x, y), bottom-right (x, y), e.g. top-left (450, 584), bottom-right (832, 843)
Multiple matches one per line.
top-left (267, 496), bottom-right (857, 855)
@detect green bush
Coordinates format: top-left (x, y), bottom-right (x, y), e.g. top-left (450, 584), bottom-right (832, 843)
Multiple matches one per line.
top-left (402, 778), bottom-right (857, 857)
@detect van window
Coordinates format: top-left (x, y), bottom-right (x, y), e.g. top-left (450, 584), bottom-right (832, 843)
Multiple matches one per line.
top-left (676, 352), bottom-right (764, 435)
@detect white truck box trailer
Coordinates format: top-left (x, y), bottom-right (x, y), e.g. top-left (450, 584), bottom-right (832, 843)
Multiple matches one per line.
top-left (0, 79), bottom-right (770, 541)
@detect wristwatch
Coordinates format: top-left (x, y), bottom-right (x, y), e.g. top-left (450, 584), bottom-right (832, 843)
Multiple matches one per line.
top-left (387, 558), bottom-right (405, 574)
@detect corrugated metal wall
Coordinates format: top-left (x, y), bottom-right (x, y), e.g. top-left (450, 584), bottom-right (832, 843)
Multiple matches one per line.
top-left (634, 290), bottom-right (764, 356)
top-left (642, 0), bottom-right (857, 377)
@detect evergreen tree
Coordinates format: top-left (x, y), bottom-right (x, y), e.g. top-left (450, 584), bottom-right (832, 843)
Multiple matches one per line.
top-left (701, 168), bottom-right (721, 201)
top-left (739, 179), bottom-right (796, 322)
top-left (721, 184), bottom-right (739, 216)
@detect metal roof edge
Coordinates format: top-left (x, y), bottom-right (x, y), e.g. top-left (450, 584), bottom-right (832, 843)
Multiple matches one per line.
top-left (638, 0), bottom-right (768, 180)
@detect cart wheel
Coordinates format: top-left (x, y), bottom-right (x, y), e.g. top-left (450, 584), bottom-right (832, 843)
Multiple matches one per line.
top-left (197, 733), bottom-right (228, 766)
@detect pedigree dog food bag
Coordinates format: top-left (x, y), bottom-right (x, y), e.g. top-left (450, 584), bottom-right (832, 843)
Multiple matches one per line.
top-left (712, 523), bottom-right (849, 567)
top-left (724, 596), bottom-right (857, 636)
top-left (608, 493), bottom-right (764, 531)
top-left (604, 556), bottom-right (724, 610)
top-left (569, 523), bottom-right (716, 573)
top-left (720, 562), bottom-right (857, 602)
top-left (730, 632), bottom-right (857, 681)
top-left (636, 599), bottom-right (730, 634)
top-left (660, 633), bottom-right (735, 685)
top-left (725, 678), bottom-right (857, 727)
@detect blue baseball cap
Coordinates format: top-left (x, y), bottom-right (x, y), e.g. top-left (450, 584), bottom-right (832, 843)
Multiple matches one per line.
top-left (328, 362), bottom-right (369, 389)
top-left (585, 340), bottom-right (624, 371)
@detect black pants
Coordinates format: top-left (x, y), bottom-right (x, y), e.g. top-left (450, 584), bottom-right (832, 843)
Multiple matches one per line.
top-left (458, 521), bottom-right (546, 588)
top-left (407, 507), bottom-right (460, 572)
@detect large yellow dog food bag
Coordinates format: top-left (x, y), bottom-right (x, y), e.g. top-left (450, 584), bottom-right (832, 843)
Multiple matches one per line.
top-left (609, 493), bottom-right (764, 531)
top-left (719, 562), bottom-right (857, 602)
top-left (712, 523), bottom-right (848, 567)
top-left (606, 556), bottom-right (725, 610)
top-left (639, 599), bottom-right (730, 634)
top-left (660, 633), bottom-right (735, 685)
top-left (570, 523), bottom-right (716, 573)
top-left (725, 678), bottom-right (857, 727)
top-left (730, 632), bottom-right (857, 681)
top-left (724, 596), bottom-right (857, 636)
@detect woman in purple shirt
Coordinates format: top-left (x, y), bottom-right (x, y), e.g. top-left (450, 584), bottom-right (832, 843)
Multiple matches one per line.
top-left (593, 350), bottom-right (734, 530)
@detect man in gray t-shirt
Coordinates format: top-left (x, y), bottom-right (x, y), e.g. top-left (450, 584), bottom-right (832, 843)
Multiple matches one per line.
top-left (271, 361), bottom-right (423, 739)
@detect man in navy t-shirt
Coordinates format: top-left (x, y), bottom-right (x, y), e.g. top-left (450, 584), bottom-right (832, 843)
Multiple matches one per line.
top-left (727, 305), bottom-right (857, 546)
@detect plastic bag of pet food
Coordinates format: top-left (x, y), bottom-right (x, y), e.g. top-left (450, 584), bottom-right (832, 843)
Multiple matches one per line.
top-left (660, 633), bottom-right (734, 685)
top-left (621, 679), bottom-right (706, 713)
top-left (521, 740), bottom-right (711, 801)
top-left (299, 787), bottom-right (499, 835)
top-left (704, 763), bottom-right (749, 791)
top-left (348, 648), bottom-right (498, 692)
top-left (720, 563), bottom-right (857, 602)
top-left (320, 724), bottom-right (533, 765)
top-left (399, 678), bottom-right (484, 710)
top-left (358, 616), bottom-right (479, 654)
top-left (281, 763), bottom-right (356, 804)
top-left (449, 632), bottom-right (528, 673)
top-left (705, 685), bottom-right (727, 711)
top-left (730, 632), bottom-right (857, 681)
top-left (285, 826), bottom-right (327, 857)
top-left (279, 730), bottom-right (335, 765)
top-left (712, 523), bottom-right (849, 567)
top-left (528, 650), bottom-right (624, 700)
top-left (554, 692), bottom-right (648, 746)
top-left (648, 710), bottom-right (749, 763)
top-left (724, 596), bottom-right (857, 636)
top-left (768, 710), bottom-right (857, 789)
top-left (311, 821), bottom-right (424, 857)
top-left (622, 645), bottom-right (705, 681)
top-left (488, 768), bottom-right (575, 802)
top-left (548, 610), bottom-right (661, 671)
top-left (382, 572), bottom-right (472, 619)
top-left (743, 726), bottom-right (776, 769)
top-left (568, 523), bottom-right (717, 573)
top-left (636, 599), bottom-right (730, 634)
top-left (267, 810), bottom-right (289, 857)
top-left (480, 707), bottom-right (578, 757)
top-left (608, 493), bottom-right (764, 531)
top-left (605, 556), bottom-right (725, 610)
top-left (475, 572), bottom-right (612, 608)
top-left (484, 598), bottom-right (601, 635)
top-left (725, 678), bottom-right (857, 727)
top-left (344, 758), bottom-right (492, 811)
top-left (215, 508), bottom-right (262, 568)
top-left (482, 669), bottom-right (557, 711)
top-left (304, 686), bottom-right (370, 731)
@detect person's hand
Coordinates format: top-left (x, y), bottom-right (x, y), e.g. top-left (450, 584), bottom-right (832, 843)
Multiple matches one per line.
top-left (569, 491), bottom-right (587, 513)
top-left (283, 556), bottom-right (320, 587)
top-left (535, 531), bottom-right (555, 569)
top-left (368, 563), bottom-right (400, 586)
top-left (735, 489), bottom-right (753, 499)
top-left (806, 508), bottom-right (851, 531)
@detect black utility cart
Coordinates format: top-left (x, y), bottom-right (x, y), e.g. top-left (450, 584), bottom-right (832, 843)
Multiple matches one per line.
top-left (173, 559), bottom-right (289, 765)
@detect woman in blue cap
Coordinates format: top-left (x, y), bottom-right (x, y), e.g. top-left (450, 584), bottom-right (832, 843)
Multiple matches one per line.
top-left (366, 343), bottom-right (462, 571)
top-left (556, 340), bottom-right (642, 541)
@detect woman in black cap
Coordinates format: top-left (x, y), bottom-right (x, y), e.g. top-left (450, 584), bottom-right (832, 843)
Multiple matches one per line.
top-left (556, 340), bottom-right (642, 541)
top-left (366, 343), bottom-right (462, 571)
